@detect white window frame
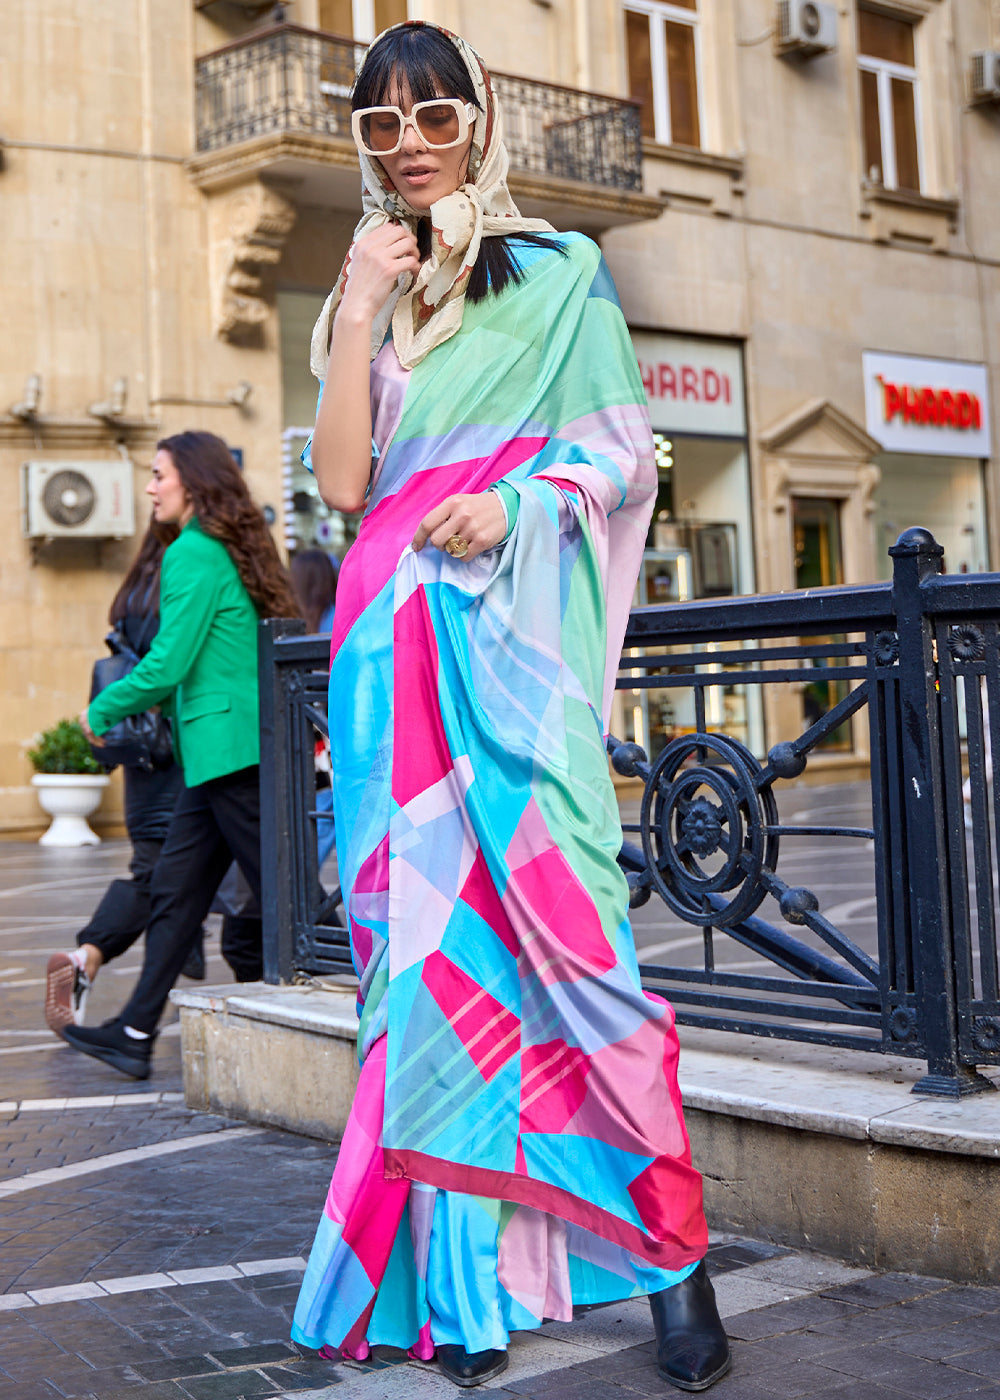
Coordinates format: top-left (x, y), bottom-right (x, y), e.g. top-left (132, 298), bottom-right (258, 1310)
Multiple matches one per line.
top-left (624, 0), bottom-right (703, 149)
top-left (329, 1), bottom-right (409, 44)
top-left (858, 20), bottom-right (924, 191)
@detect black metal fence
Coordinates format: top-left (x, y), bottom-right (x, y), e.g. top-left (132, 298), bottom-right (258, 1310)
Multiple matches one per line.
top-left (194, 23), bottom-right (643, 193)
top-left (259, 529), bottom-right (1000, 1099)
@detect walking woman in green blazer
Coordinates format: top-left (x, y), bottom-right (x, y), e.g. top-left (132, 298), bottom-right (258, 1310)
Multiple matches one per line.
top-left (67, 431), bottom-right (299, 1079)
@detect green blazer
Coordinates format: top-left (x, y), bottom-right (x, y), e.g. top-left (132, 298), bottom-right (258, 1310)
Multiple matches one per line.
top-left (88, 519), bottom-right (261, 788)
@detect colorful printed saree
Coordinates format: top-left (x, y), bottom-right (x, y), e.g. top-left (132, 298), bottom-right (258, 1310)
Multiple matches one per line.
top-left (292, 234), bottom-right (708, 1358)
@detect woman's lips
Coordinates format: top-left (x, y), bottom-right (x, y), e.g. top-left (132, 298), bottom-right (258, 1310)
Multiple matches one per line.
top-left (400, 168), bottom-right (436, 185)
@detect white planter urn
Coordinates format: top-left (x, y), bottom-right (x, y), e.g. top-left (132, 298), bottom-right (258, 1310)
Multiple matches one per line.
top-left (31, 773), bottom-right (110, 847)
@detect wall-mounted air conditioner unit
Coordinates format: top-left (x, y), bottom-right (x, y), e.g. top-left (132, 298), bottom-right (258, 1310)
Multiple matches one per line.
top-left (776, 0), bottom-right (838, 59)
top-left (21, 461), bottom-right (135, 539)
top-left (971, 51), bottom-right (1000, 103)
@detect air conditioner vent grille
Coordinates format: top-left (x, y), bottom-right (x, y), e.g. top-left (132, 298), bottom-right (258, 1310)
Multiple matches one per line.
top-left (42, 470), bottom-right (97, 527)
top-left (971, 51), bottom-right (1000, 101)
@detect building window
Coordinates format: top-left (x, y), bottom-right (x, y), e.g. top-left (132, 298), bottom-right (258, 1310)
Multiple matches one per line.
top-left (624, 1), bottom-right (701, 149)
top-left (318, 0), bottom-right (407, 41)
top-left (858, 6), bottom-right (921, 192)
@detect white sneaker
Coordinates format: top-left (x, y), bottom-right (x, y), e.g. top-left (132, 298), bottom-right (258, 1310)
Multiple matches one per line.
top-left (44, 953), bottom-right (90, 1037)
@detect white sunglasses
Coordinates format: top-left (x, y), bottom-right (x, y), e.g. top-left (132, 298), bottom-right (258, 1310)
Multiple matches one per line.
top-left (351, 99), bottom-right (477, 157)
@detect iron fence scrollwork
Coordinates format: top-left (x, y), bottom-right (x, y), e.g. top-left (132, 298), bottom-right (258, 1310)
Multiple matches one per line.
top-left (259, 528), bottom-right (1000, 1099)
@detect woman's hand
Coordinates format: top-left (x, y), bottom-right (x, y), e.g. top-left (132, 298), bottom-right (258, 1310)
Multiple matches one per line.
top-left (79, 709), bottom-right (102, 746)
top-left (339, 223), bottom-right (421, 326)
top-left (413, 491), bottom-right (508, 563)
top-left (313, 223), bottom-right (420, 512)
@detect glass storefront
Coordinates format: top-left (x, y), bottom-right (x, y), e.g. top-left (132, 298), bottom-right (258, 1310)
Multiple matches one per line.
top-left (871, 454), bottom-right (988, 579)
top-left (617, 332), bottom-right (762, 761)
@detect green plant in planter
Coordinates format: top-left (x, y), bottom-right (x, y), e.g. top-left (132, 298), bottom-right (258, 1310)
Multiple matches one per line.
top-left (28, 719), bottom-right (104, 775)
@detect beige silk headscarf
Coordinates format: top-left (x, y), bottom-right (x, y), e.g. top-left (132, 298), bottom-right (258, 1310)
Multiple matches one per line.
top-left (309, 21), bottom-right (554, 377)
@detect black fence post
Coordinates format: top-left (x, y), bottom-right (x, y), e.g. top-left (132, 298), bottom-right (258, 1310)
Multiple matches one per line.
top-left (259, 616), bottom-right (306, 985)
top-left (891, 528), bottom-right (995, 1097)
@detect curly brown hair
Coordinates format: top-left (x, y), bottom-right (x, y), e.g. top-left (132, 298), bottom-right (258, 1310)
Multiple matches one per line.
top-left (157, 431), bottom-right (299, 619)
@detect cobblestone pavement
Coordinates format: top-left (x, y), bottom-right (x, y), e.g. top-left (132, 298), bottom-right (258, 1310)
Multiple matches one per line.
top-left (4, 816), bottom-right (1000, 1400)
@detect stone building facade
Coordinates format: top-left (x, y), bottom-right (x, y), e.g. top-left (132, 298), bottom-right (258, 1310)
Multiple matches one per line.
top-left (1, 0), bottom-right (998, 830)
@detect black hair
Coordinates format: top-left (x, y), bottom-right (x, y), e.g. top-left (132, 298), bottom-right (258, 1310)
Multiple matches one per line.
top-left (108, 518), bottom-right (178, 626)
top-left (353, 22), bottom-right (565, 304)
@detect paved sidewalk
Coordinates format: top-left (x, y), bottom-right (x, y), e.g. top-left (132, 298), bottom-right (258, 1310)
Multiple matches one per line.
top-left (4, 840), bottom-right (1000, 1400)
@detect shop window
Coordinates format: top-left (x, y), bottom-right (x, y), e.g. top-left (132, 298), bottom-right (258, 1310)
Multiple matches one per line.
top-left (858, 6), bottom-right (921, 193)
top-left (318, 0), bottom-right (407, 41)
top-left (624, 0), bottom-right (701, 149)
top-left (279, 290), bottom-right (361, 560)
top-left (792, 497), bottom-right (851, 750)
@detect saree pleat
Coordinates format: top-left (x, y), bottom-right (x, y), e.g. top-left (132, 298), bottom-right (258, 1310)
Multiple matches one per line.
top-left (292, 235), bottom-right (707, 1355)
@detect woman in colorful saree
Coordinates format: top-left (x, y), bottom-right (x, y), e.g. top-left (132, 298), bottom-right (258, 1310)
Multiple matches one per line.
top-left (292, 20), bottom-right (731, 1393)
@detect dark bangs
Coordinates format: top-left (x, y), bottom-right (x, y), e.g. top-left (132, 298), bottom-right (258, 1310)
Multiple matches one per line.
top-left (352, 24), bottom-right (479, 111)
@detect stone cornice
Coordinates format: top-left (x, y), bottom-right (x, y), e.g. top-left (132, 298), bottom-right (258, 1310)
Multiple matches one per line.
top-left (640, 141), bottom-right (745, 180)
top-left (185, 133), bottom-right (358, 193)
top-left (861, 181), bottom-right (960, 224)
top-left (0, 417), bottom-right (160, 449)
top-left (507, 170), bottom-right (665, 224)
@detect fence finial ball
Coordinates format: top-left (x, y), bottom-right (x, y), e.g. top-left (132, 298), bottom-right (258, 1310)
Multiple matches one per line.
top-left (610, 741), bottom-right (647, 777)
top-left (889, 526), bottom-right (944, 556)
top-left (768, 741), bottom-right (806, 779)
top-left (780, 887), bottom-right (819, 925)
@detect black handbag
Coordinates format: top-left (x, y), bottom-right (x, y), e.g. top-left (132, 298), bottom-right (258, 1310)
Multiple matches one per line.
top-left (89, 625), bottom-right (174, 772)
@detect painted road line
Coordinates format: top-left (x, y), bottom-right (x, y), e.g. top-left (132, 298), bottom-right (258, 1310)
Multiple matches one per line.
top-left (0, 1092), bottom-right (186, 1112)
top-left (0, 1041), bottom-right (64, 1054)
top-left (0, 1024), bottom-right (179, 1049)
top-left (0, 1126), bottom-right (264, 1198)
top-left (0, 1256), bottom-right (308, 1311)
top-left (0, 875), bottom-right (117, 900)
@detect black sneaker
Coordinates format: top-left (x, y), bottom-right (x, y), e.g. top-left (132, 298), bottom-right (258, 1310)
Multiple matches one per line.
top-left (181, 944), bottom-right (206, 980)
top-left (62, 1019), bottom-right (155, 1080)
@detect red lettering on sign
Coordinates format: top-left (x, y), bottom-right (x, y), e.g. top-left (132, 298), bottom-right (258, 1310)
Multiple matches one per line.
top-left (880, 378), bottom-right (900, 422)
top-left (878, 377), bottom-right (982, 433)
top-left (637, 357), bottom-right (739, 414)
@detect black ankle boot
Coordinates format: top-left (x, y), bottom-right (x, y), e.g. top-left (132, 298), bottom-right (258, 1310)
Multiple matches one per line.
top-left (437, 1344), bottom-right (508, 1388)
top-left (649, 1261), bottom-right (731, 1391)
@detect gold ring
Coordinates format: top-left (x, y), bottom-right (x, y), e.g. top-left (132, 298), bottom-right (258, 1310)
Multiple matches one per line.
top-left (445, 534), bottom-right (469, 558)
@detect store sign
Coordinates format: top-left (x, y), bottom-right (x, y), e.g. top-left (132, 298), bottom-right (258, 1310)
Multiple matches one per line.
top-left (631, 332), bottom-right (746, 437)
top-left (862, 352), bottom-right (992, 457)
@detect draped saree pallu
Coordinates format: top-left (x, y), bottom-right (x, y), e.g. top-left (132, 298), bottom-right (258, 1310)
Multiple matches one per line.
top-left (292, 234), bottom-right (708, 1360)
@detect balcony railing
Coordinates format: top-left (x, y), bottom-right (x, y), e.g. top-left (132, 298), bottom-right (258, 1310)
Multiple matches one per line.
top-left (194, 23), bottom-right (644, 194)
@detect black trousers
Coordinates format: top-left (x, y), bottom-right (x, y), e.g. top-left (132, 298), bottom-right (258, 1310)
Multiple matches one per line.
top-left (120, 765), bottom-right (263, 1034)
top-left (76, 764), bottom-right (184, 963)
